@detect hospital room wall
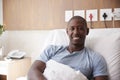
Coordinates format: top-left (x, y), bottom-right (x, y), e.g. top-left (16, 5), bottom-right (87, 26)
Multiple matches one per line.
top-left (3, 0), bottom-right (120, 30)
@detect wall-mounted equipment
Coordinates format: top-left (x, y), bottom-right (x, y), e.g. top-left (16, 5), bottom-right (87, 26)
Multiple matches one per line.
top-left (74, 10), bottom-right (85, 18)
top-left (112, 8), bottom-right (120, 28)
top-left (112, 8), bottom-right (120, 20)
top-left (86, 9), bottom-right (98, 22)
top-left (100, 9), bottom-right (112, 21)
top-left (65, 10), bottom-right (73, 22)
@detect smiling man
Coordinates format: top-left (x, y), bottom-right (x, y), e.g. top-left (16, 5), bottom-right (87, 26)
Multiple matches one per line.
top-left (28, 16), bottom-right (109, 80)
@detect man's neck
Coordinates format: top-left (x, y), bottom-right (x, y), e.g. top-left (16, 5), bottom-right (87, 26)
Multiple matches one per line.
top-left (67, 44), bottom-right (84, 53)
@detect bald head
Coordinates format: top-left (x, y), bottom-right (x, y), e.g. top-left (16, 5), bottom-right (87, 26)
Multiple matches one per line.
top-left (67, 16), bottom-right (87, 28)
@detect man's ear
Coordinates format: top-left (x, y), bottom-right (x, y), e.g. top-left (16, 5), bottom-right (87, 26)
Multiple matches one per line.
top-left (66, 28), bottom-right (68, 35)
top-left (86, 28), bottom-right (89, 35)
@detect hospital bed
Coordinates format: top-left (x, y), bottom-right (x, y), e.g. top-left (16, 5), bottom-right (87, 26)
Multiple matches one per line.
top-left (2, 28), bottom-right (120, 80)
top-left (41, 28), bottom-right (120, 80)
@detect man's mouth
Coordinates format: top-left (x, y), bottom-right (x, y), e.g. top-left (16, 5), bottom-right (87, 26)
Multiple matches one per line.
top-left (73, 37), bottom-right (80, 40)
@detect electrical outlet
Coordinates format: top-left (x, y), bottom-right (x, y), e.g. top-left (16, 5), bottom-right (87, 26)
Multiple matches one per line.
top-left (74, 10), bottom-right (85, 18)
top-left (86, 9), bottom-right (98, 22)
top-left (100, 9), bottom-right (112, 21)
top-left (113, 8), bottom-right (120, 20)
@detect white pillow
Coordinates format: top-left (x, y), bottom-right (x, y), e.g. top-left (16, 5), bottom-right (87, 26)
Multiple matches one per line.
top-left (85, 29), bottom-right (120, 80)
top-left (43, 60), bottom-right (88, 80)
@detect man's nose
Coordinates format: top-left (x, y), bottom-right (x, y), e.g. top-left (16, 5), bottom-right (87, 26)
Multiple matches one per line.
top-left (73, 29), bottom-right (79, 34)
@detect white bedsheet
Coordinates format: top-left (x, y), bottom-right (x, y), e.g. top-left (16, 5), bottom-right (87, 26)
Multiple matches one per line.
top-left (16, 76), bottom-right (27, 80)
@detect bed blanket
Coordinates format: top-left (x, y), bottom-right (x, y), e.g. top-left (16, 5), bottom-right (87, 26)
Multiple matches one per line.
top-left (43, 60), bottom-right (88, 80)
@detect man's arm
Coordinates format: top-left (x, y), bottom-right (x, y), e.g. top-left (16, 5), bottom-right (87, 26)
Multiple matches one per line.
top-left (27, 60), bottom-right (47, 80)
top-left (94, 76), bottom-right (109, 80)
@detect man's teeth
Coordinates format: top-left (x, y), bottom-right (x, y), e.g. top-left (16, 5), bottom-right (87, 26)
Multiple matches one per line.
top-left (73, 37), bottom-right (79, 40)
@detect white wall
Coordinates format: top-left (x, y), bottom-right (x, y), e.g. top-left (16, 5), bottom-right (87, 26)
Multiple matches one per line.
top-left (0, 0), bottom-right (3, 25)
top-left (3, 30), bottom-right (51, 63)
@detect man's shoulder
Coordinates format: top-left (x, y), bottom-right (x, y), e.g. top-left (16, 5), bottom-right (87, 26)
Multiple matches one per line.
top-left (85, 47), bottom-right (103, 58)
top-left (85, 47), bottom-right (107, 67)
top-left (46, 45), bottom-right (67, 51)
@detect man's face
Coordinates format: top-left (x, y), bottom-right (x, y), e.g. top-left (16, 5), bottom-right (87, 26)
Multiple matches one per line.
top-left (66, 19), bottom-right (88, 46)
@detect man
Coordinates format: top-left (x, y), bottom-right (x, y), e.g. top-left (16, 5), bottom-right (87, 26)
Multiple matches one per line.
top-left (28, 16), bottom-right (109, 80)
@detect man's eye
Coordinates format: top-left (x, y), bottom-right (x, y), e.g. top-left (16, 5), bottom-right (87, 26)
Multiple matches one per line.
top-left (78, 27), bottom-right (85, 30)
top-left (70, 27), bottom-right (74, 30)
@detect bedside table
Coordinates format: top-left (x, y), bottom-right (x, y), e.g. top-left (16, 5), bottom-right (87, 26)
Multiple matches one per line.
top-left (0, 57), bottom-right (31, 80)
